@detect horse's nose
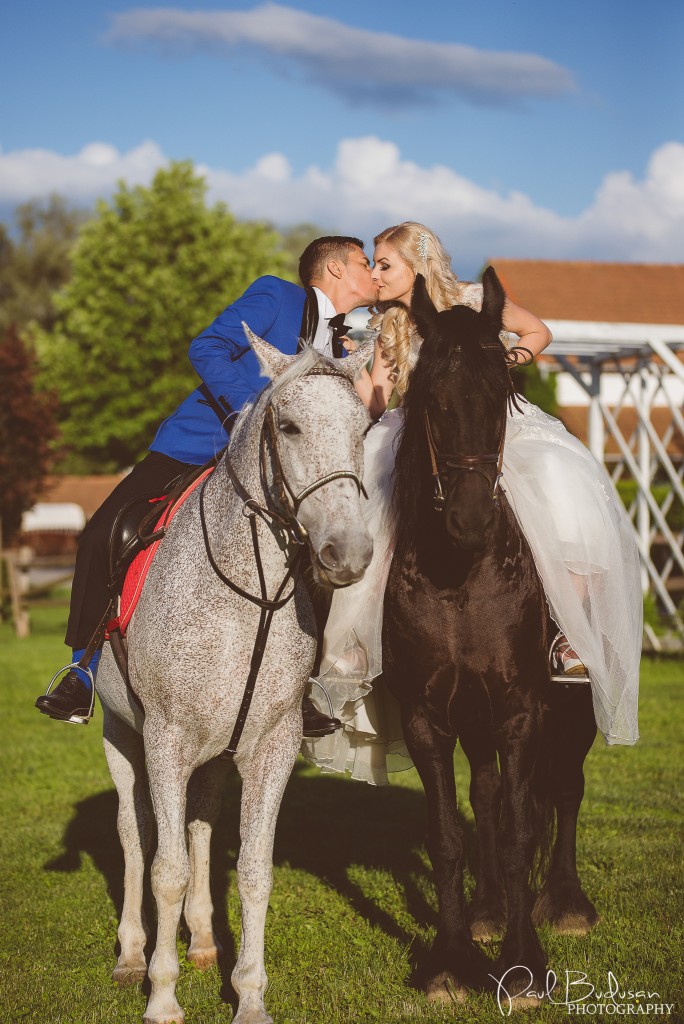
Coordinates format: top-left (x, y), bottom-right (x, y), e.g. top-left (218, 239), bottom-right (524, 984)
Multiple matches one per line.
top-left (317, 533), bottom-right (373, 586)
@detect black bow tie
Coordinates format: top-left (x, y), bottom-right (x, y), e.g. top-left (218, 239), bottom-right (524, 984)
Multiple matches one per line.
top-left (328, 313), bottom-right (352, 358)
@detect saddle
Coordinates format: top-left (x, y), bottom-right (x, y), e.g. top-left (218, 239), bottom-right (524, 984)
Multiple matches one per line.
top-left (104, 463), bottom-right (215, 683)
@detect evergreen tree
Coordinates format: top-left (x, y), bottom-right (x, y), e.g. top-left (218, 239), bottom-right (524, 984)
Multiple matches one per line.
top-left (36, 162), bottom-right (287, 472)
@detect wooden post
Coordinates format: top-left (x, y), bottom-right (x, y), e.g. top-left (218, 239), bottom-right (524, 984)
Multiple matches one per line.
top-left (4, 550), bottom-right (30, 638)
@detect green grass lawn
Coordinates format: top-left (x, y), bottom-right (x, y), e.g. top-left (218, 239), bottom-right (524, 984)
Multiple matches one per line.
top-left (1, 601), bottom-right (683, 1024)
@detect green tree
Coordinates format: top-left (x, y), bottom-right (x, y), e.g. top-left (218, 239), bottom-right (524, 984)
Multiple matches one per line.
top-left (511, 362), bottom-right (558, 416)
top-left (0, 195), bottom-right (86, 334)
top-left (0, 326), bottom-right (58, 545)
top-left (36, 162), bottom-right (287, 472)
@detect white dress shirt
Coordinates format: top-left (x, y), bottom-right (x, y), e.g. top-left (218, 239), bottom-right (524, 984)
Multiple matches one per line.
top-left (311, 287), bottom-right (338, 357)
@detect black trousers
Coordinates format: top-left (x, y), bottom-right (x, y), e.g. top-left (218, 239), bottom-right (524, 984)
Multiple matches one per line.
top-left (65, 452), bottom-right (195, 649)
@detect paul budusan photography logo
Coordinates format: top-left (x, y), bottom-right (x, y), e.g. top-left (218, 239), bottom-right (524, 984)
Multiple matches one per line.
top-left (492, 968), bottom-right (677, 1017)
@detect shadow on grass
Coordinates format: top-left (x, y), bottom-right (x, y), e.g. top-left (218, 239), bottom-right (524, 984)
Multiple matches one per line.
top-left (44, 760), bottom-right (478, 1003)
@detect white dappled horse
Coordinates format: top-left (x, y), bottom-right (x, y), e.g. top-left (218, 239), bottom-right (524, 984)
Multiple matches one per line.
top-left (97, 329), bottom-right (374, 1024)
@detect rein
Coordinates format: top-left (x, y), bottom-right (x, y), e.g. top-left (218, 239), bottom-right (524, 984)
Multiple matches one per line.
top-left (199, 366), bottom-right (367, 755)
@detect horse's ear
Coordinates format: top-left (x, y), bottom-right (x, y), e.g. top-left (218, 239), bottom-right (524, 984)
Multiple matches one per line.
top-left (411, 273), bottom-right (439, 338)
top-left (334, 338), bottom-right (375, 382)
top-left (243, 322), bottom-right (297, 379)
top-left (481, 267), bottom-right (506, 329)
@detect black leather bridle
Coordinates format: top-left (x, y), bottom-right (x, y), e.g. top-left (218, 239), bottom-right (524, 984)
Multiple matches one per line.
top-left (200, 365), bottom-right (367, 605)
top-left (422, 345), bottom-right (514, 513)
top-left (423, 407), bottom-right (507, 512)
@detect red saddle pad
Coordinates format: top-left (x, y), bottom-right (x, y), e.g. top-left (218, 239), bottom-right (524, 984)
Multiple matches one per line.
top-left (112, 467), bottom-right (213, 637)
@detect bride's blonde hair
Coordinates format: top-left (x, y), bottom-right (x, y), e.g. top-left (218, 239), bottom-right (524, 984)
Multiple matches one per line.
top-left (370, 221), bottom-right (470, 397)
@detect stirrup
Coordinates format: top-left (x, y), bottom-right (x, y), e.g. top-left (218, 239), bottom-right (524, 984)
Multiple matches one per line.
top-left (549, 632), bottom-right (590, 685)
top-left (308, 678), bottom-right (336, 718)
top-left (42, 662), bottom-right (96, 724)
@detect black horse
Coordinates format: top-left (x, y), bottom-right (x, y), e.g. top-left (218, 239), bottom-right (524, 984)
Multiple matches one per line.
top-left (382, 269), bottom-right (597, 1006)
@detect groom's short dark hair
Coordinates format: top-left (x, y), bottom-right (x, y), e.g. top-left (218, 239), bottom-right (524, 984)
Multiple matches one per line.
top-left (299, 236), bottom-right (365, 287)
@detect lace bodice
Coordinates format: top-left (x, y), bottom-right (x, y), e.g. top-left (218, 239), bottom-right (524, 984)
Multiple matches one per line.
top-left (457, 281), bottom-right (485, 310)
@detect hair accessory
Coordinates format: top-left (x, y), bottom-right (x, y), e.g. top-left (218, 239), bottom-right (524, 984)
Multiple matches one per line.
top-left (505, 346), bottom-right (535, 367)
top-left (417, 231), bottom-right (429, 263)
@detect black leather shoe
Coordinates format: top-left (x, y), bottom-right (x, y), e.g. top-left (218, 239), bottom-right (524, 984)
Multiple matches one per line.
top-left (35, 671), bottom-right (93, 724)
top-left (302, 694), bottom-right (341, 737)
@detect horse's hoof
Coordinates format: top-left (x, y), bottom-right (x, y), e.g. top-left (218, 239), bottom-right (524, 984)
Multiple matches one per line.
top-left (143, 1012), bottom-right (185, 1024)
top-left (532, 885), bottom-right (599, 935)
top-left (233, 1010), bottom-right (274, 1024)
top-left (550, 911), bottom-right (600, 936)
top-left (426, 973), bottom-right (467, 1005)
top-left (470, 918), bottom-right (504, 943)
top-left (187, 946), bottom-right (220, 970)
top-left (112, 963), bottom-right (147, 987)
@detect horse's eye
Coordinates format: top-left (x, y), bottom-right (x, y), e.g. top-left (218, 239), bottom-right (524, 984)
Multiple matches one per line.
top-left (279, 421), bottom-right (301, 436)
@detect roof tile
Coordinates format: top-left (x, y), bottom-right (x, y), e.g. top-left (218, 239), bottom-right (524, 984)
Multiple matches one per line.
top-left (488, 260), bottom-right (684, 324)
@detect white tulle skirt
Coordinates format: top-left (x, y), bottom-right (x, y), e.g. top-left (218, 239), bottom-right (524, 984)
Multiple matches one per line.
top-left (301, 402), bottom-right (642, 786)
top-left (502, 402), bottom-right (641, 746)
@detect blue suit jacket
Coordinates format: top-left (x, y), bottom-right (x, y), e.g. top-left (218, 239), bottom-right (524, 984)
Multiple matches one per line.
top-left (150, 276), bottom-right (306, 464)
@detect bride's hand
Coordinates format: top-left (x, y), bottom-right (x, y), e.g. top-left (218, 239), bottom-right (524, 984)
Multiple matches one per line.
top-left (342, 337), bottom-right (358, 352)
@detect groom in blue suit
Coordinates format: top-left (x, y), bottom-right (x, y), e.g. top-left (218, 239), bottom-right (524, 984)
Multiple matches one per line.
top-left (36, 236), bottom-right (377, 731)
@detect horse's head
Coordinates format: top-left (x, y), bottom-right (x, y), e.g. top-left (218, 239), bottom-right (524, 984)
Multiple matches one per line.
top-left (244, 324), bottom-right (374, 588)
top-left (397, 268), bottom-right (511, 553)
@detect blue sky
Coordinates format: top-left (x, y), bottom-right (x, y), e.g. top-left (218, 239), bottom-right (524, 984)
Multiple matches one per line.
top-left (2, 0), bottom-right (683, 276)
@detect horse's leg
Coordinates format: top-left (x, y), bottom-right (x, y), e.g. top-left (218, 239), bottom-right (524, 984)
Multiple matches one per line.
top-left (495, 705), bottom-right (548, 1007)
top-left (403, 704), bottom-right (493, 1004)
top-left (184, 757), bottom-right (231, 968)
top-left (533, 683), bottom-right (598, 934)
top-left (459, 731), bottom-right (506, 943)
top-left (103, 708), bottom-right (153, 987)
top-left (232, 712), bottom-right (302, 1024)
top-left (142, 724), bottom-right (194, 1024)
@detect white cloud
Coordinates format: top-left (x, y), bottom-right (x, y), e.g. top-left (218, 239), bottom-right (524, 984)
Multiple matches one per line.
top-left (198, 136), bottom-right (684, 270)
top-left (0, 140), bottom-right (166, 205)
top-left (1, 136), bottom-right (683, 275)
top-left (574, 143), bottom-right (684, 258)
top-left (106, 3), bottom-right (575, 108)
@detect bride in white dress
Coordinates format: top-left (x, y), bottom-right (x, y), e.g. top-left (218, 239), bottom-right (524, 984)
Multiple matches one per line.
top-left (301, 222), bottom-right (642, 785)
